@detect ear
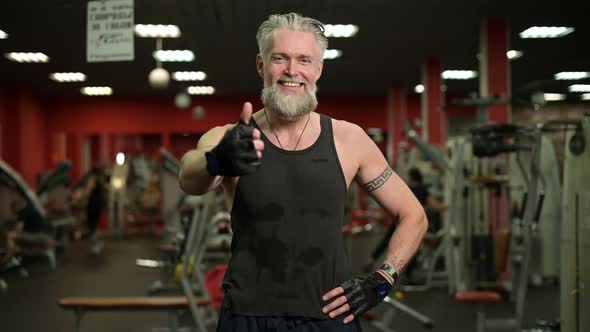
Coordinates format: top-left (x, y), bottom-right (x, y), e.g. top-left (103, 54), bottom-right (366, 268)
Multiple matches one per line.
top-left (256, 54), bottom-right (264, 79)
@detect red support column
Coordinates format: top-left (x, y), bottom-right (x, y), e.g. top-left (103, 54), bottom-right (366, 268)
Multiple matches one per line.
top-left (421, 58), bottom-right (446, 146)
top-left (0, 93), bottom-right (20, 167)
top-left (52, 133), bottom-right (67, 167)
top-left (100, 134), bottom-right (110, 165)
top-left (387, 84), bottom-right (407, 166)
top-left (17, 91), bottom-right (46, 186)
top-left (66, 133), bottom-right (83, 183)
top-left (90, 135), bottom-right (100, 167)
top-left (480, 17), bottom-right (510, 124)
top-left (480, 17), bottom-right (511, 270)
top-left (80, 135), bottom-right (91, 175)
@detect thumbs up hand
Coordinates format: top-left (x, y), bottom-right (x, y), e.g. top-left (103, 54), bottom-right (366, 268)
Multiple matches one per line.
top-left (205, 102), bottom-right (264, 176)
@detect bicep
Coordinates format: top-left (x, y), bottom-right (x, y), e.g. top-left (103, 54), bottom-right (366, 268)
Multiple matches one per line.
top-left (356, 140), bottom-right (422, 218)
top-left (197, 125), bottom-right (232, 150)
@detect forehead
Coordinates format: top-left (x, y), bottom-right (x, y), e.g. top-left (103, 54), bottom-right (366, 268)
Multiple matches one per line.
top-left (270, 29), bottom-right (320, 56)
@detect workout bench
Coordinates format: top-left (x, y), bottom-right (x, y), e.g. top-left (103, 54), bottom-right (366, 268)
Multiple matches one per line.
top-left (58, 296), bottom-right (209, 332)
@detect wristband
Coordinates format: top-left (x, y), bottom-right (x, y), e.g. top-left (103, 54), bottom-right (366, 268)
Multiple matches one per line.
top-left (378, 263), bottom-right (399, 284)
top-left (205, 151), bottom-right (220, 176)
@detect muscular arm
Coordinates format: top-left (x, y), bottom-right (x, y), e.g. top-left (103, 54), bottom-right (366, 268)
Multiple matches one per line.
top-left (178, 125), bottom-right (231, 195)
top-left (321, 124), bottom-right (429, 324)
top-left (355, 127), bottom-right (428, 275)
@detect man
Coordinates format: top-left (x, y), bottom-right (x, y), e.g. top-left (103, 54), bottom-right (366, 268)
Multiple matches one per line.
top-left (179, 13), bottom-right (427, 332)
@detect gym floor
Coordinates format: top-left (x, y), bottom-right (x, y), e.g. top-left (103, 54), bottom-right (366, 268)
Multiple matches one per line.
top-left (0, 236), bottom-right (559, 332)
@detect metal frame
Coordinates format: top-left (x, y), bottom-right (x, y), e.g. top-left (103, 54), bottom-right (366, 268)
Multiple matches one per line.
top-left (369, 296), bottom-right (434, 332)
top-left (179, 191), bottom-right (217, 332)
top-left (556, 115), bottom-right (590, 332)
top-left (469, 125), bottom-right (544, 332)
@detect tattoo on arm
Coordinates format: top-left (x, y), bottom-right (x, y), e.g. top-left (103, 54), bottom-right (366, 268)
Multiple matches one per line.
top-left (362, 166), bottom-right (393, 192)
top-left (385, 255), bottom-right (406, 272)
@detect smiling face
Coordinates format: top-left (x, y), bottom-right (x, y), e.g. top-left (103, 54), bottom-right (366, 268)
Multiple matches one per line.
top-left (258, 29), bottom-right (324, 120)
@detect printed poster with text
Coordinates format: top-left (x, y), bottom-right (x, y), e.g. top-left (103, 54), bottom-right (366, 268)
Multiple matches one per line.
top-left (87, 0), bottom-right (134, 62)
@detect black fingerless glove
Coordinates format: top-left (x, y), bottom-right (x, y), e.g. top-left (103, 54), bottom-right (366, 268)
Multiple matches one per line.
top-left (205, 120), bottom-right (261, 176)
top-left (339, 271), bottom-right (392, 317)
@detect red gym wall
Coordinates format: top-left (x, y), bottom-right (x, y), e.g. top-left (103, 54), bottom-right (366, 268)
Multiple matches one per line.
top-left (1, 89), bottom-right (396, 186)
top-left (45, 96), bottom-right (390, 133)
top-left (0, 89), bottom-right (46, 186)
top-left (0, 87), bottom-right (471, 188)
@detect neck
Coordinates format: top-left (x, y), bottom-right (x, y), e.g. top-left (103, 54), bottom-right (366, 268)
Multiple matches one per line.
top-left (264, 108), bottom-right (312, 134)
top-left (257, 108), bottom-right (317, 151)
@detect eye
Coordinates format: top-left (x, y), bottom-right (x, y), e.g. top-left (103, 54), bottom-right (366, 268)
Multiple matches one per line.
top-left (272, 55), bottom-right (285, 62)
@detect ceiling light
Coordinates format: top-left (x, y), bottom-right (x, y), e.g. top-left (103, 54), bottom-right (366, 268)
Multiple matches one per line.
top-left (135, 24), bottom-right (181, 38)
top-left (506, 50), bottom-right (524, 60)
top-left (414, 84), bottom-right (424, 94)
top-left (153, 50), bottom-right (194, 62)
top-left (519, 26), bottom-right (574, 39)
top-left (555, 72), bottom-right (590, 80)
top-left (175, 92), bottom-right (191, 109)
top-left (0, 29), bottom-right (8, 39)
top-left (569, 84), bottom-right (590, 93)
top-left (148, 68), bottom-right (170, 89)
top-left (323, 24), bottom-right (359, 38)
top-left (441, 70), bottom-right (478, 80)
top-left (187, 86), bottom-right (215, 95)
top-left (49, 72), bottom-right (86, 82)
top-left (581, 93), bottom-right (590, 101)
top-left (192, 105), bottom-right (206, 119)
top-left (323, 49), bottom-right (342, 60)
top-left (543, 93), bottom-right (566, 101)
top-left (81, 86), bottom-right (113, 96)
top-left (5, 52), bottom-right (49, 63)
top-left (173, 71), bottom-right (207, 81)
top-left (116, 152), bottom-right (125, 166)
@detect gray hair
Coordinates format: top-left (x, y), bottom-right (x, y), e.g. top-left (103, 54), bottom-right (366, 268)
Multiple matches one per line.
top-left (256, 13), bottom-right (328, 61)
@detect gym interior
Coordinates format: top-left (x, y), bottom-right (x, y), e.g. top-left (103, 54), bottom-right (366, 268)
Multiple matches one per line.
top-left (0, 2), bottom-right (588, 332)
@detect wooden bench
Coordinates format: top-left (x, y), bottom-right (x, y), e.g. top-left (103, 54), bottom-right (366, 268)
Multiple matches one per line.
top-left (58, 296), bottom-right (209, 332)
top-left (159, 243), bottom-right (181, 254)
top-left (454, 291), bottom-right (504, 303)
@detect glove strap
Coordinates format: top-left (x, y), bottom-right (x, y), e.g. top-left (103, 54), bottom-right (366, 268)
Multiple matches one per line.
top-left (378, 263), bottom-right (399, 285)
top-left (205, 151), bottom-right (220, 176)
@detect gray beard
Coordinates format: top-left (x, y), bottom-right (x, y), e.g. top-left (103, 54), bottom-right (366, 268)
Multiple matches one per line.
top-left (260, 83), bottom-right (318, 121)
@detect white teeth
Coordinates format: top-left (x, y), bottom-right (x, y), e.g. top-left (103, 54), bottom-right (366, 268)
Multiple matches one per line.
top-left (281, 82), bottom-right (301, 87)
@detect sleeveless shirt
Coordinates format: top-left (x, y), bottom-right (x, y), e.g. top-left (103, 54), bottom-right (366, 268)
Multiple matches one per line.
top-left (221, 114), bottom-right (351, 319)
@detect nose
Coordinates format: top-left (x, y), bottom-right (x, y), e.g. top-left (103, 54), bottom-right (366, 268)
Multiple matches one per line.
top-left (284, 58), bottom-right (299, 77)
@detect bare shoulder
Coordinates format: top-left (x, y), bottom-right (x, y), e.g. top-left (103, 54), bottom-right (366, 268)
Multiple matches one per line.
top-left (331, 118), bottom-right (370, 146)
top-left (197, 124), bottom-right (235, 149)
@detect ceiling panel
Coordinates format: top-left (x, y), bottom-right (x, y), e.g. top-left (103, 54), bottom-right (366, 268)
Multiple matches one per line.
top-left (0, 0), bottom-right (587, 100)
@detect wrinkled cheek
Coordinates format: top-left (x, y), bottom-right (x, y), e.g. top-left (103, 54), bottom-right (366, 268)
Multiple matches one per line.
top-left (263, 69), bottom-right (277, 87)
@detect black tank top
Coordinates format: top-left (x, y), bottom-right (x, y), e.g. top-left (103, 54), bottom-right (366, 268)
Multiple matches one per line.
top-left (222, 114), bottom-right (351, 319)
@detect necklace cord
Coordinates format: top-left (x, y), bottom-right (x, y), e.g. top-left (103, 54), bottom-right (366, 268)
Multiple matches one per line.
top-left (264, 109), bottom-right (311, 151)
